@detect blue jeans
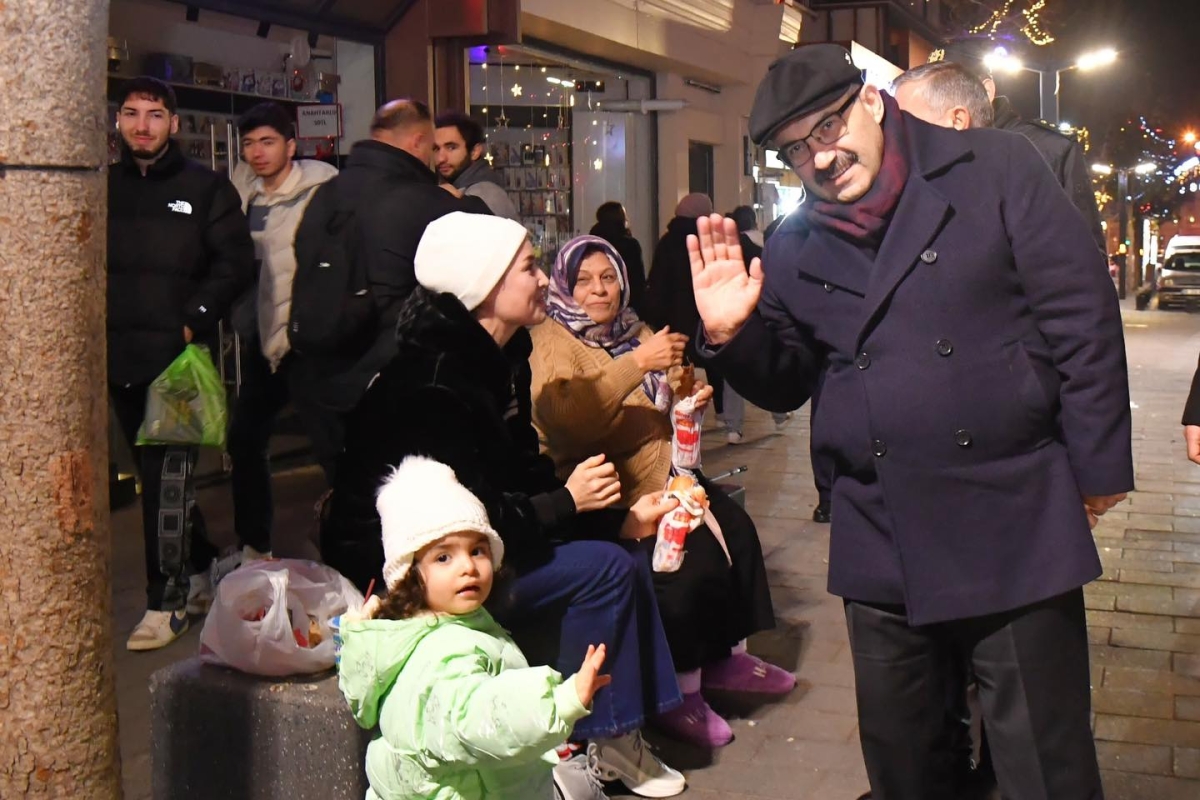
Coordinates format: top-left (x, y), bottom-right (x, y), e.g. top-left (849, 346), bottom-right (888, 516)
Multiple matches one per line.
top-left (491, 540), bottom-right (682, 740)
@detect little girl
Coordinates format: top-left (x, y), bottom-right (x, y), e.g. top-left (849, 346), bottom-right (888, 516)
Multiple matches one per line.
top-left (338, 456), bottom-right (610, 800)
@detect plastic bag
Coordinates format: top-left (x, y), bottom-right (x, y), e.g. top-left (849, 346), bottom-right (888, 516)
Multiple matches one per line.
top-left (199, 560), bottom-right (365, 677)
top-left (136, 344), bottom-right (228, 448)
top-left (670, 394), bottom-right (704, 471)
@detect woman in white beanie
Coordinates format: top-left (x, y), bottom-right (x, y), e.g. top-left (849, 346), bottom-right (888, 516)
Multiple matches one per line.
top-left (323, 213), bottom-right (688, 799)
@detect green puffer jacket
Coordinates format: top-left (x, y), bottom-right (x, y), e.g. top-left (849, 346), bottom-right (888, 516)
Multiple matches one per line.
top-left (338, 607), bottom-right (589, 800)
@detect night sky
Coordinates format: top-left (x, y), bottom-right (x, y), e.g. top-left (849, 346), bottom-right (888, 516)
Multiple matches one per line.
top-left (986, 0), bottom-right (1200, 150)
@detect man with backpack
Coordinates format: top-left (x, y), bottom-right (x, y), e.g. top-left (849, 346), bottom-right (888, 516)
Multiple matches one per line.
top-left (289, 99), bottom-right (490, 474)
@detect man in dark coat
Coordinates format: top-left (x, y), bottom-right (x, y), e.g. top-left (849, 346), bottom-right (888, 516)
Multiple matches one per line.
top-left (290, 99), bottom-right (489, 469)
top-left (642, 193), bottom-right (713, 347)
top-left (108, 77), bottom-right (254, 650)
top-left (691, 45), bottom-right (1132, 799)
top-left (590, 201), bottom-right (647, 314)
top-left (933, 42), bottom-right (1106, 252)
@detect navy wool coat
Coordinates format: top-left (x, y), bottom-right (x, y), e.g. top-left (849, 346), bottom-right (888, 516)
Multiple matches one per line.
top-left (705, 114), bottom-right (1134, 625)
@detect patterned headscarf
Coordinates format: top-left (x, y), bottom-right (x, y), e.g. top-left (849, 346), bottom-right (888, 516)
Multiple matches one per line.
top-left (547, 235), bottom-right (673, 412)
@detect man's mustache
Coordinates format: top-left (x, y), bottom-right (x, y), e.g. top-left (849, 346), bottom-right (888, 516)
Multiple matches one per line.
top-left (816, 152), bottom-right (859, 184)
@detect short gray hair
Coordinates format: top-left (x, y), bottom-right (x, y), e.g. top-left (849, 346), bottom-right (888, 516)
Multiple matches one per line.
top-left (891, 61), bottom-right (994, 129)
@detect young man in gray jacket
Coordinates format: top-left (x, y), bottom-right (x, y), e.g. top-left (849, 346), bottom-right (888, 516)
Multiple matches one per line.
top-left (224, 102), bottom-right (337, 572)
top-left (434, 110), bottom-right (520, 221)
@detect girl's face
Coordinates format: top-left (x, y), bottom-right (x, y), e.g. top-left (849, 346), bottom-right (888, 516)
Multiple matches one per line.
top-left (414, 531), bottom-right (495, 615)
top-left (573, 251), bottom-right (621, 326)
top-left (488, 239), bottom-right (549, 328)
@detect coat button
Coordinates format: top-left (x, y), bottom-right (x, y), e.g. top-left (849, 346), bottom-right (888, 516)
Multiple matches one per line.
top-left (920, 249), bottom-right (938, 264)
top-left (872, 439), bottom-right (888, 457)
top-left (823, 282), bottom-right (834, 293)
top-left (955, 429), bottom-right (973, 448)
top-left (936, 339), bottom-right (954, 357)
top-left (855, 352), bottom-right (872, 370)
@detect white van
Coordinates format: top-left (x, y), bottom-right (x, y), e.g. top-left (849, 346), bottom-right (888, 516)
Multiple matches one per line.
top-left (1164, 235), bottom-right (1200, 260)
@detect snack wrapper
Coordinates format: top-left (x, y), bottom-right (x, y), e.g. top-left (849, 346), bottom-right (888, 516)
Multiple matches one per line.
top-left (652, 481), bottom-right (709, 573)
top-left (671, 393), bottom-right (704, 471)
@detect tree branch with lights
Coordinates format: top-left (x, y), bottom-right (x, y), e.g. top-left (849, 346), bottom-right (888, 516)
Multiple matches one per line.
top-left (944, 0), bottom-right (1059, 46)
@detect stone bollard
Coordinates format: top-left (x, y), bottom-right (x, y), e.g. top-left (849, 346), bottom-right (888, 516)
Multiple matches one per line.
top-left (150, 659), bottom-right (370, 800)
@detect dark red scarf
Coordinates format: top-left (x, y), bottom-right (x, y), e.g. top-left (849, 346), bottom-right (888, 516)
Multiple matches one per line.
top-left (806, 92), bottom-right (910, 247)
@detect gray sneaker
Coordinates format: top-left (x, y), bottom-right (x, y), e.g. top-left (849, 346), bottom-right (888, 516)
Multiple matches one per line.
top-left (553, 743), bottom-right (609, 800)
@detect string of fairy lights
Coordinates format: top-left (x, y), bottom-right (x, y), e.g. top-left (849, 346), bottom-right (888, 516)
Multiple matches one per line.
top-left (969, 0), bottom-right (1055, 46)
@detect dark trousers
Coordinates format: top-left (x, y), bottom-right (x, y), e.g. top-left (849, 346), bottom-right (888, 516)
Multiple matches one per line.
top-left (227, 349), bottom-right (290, 554)
top-left (633, 481), bottom-right (776, 672)
top-left (706, 365), bottom-right (727, 416)
top-left (492, 540), bottom-right (683, 740)
top-left (111, 383), bottom-right (218, 611)
top-left (845, 589), bottom-right (1102, 800)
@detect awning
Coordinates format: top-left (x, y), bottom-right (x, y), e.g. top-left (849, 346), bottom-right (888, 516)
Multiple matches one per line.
top-left (167, 0), bottom-right (419, 41)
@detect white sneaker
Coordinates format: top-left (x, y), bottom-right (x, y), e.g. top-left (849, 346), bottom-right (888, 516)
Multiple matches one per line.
top-left (553, 743), bottom-right (609, 800)
top-left (208, 548), bottom-right (243, 587)
top-left (186, 572), bottom-right (213, 616)
top-left (593, 730), bottom-right (685, 798)
top-left (126, 609), bottom-right (190, 651)
top-left (727, 430), bottom-right (745, 445)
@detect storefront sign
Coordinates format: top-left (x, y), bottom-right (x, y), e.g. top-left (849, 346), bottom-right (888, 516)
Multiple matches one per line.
top-left (297, 104), bottom-right (342, 138)
top-left (850, 42), bottom-right (903, 89)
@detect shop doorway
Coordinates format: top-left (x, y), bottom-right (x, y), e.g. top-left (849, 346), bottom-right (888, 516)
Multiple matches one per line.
top-left (688, 141), bottom-right (714, 201)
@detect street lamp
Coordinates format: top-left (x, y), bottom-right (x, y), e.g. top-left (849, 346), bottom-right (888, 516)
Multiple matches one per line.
top-left (1094, 161), bottom-right (1157, 298)
top-left (986, 46), bottom-right (1119, 124)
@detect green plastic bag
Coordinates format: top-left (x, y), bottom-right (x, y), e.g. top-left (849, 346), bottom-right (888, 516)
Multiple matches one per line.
top-left (136, 345), bottom-right (228, 448)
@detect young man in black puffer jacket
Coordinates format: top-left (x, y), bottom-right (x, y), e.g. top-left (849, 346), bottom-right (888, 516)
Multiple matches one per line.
top-left (107, 77), bottom-right (253, 651)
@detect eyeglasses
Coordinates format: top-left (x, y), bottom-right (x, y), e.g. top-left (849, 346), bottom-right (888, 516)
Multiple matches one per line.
top-left (779, 93), bottom-right (859, 168)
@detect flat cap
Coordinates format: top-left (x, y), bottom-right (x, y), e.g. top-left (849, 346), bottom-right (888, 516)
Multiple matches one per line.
top-left (749, 44), bottom-right (865, 146)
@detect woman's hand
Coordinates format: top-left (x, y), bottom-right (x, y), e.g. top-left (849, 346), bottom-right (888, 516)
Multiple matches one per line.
top-left (620, 492), bottom-right (679, 540)
top-left (566, 454), bottom-right (622, 512)
top-left (573, 644), bottom-right (612, 707)
top-left (688, 380), bottom-right (714, 412)
top-left (633, 327), bottom-right (688, 373)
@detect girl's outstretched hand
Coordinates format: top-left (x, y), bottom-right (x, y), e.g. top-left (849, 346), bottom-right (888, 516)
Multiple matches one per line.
top-left (574, 644), bottom-right (612, 707)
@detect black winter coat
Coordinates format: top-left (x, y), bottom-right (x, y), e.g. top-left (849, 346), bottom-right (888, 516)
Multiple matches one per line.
top-left (107, 141), bottom-right (254, 385)
top-left (321, 287), bottom-right (579, 591)
top-left (642, 216), bottom-right (700, 356)
top-left (590, 221), bottom-right (647, 315)
top-left (293, 140), bottom-right (490, 412)
top-left (993, 97), bottom-right (1105, 253)
top-left (703, 116), bottom-right (1133, 626)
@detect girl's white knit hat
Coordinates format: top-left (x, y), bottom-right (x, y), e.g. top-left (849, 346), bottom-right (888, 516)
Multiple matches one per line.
top-left (415, 211), bottom-right (529, 311)
top-left (376, 456), bottom-right (504, 589)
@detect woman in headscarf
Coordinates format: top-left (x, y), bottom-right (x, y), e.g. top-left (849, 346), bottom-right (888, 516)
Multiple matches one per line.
top-left (529, 234), bottom-right (795, 750)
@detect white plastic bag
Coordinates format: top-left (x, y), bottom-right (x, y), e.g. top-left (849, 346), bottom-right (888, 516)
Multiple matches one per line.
top-left (199, 559), bottom-right (365, 677)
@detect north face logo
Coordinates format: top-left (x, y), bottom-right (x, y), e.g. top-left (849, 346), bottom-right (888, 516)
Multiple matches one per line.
top-left (167, 200), bottom-right (193, 215)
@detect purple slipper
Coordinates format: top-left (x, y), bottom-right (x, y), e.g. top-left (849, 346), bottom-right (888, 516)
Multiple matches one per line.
top-left (703, 653), bottom-right (797, 695)
top-left (654, 691), bottom-right (734, 748)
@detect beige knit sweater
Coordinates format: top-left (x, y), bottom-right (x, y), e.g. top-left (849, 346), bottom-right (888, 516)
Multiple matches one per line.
top-left (529, 320), bottom-right (683, 506)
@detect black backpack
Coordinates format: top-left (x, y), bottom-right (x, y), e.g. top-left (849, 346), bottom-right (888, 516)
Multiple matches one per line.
top-left (288, 179), bottom-right (377, 357)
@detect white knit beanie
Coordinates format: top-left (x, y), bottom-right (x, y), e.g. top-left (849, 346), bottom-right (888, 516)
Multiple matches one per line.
top-left (415, 211), bottom-right (530, 311)
top-left (376, 456), bottom-right (504, 590)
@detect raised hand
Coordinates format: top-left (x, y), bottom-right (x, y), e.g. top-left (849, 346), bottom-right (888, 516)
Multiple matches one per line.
top-left (633, 326), bottom-right (688, 373)
top-left (688, 213), bottom-right (764, 345)
top-left (574, 643), bottom-right (612, 707)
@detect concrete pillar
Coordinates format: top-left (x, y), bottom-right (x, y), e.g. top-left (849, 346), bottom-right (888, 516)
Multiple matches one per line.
top-left (0, 1), bottom-right (120, 797)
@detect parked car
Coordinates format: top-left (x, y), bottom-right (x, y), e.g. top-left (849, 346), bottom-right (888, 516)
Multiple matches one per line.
top-left (1156, 251), bottom-right (1200, 310)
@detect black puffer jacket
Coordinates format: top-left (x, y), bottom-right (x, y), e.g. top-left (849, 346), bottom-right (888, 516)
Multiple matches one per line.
top-left (107, 141), bottom-right (254, 385)
top-left (322, 287), bottom-right (579, 591)
top-left (293, 140), bottom-right (490, 413)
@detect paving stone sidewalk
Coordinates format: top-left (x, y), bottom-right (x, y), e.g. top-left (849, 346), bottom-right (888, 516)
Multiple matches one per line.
top-left (111, 302), bottom-right (1200, 799)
